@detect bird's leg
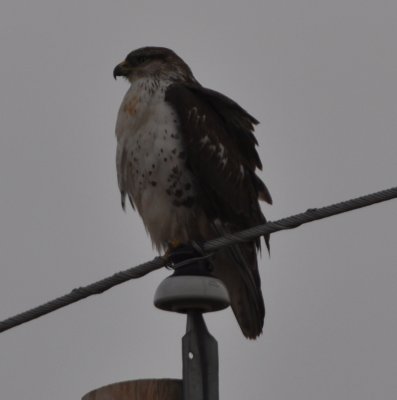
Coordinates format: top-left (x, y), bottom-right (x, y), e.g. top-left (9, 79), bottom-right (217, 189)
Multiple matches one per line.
top-left (168, 239), bottom-right (184, 252)
top-left (165, 241), bottom-right (213, 276)
top-left (164, 239), bottom-right (185, 260)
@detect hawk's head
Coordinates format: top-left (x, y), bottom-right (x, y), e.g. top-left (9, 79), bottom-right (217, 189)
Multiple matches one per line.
top-left (113, 47), bottom-right (195, 84)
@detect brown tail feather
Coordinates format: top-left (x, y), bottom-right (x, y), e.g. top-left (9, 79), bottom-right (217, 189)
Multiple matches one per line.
top-left (211, 242), bottom-right (265, 339)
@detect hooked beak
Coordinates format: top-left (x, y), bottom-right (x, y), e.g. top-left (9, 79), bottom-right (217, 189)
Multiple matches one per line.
top-left (113, 60), bottom-right (131, 79)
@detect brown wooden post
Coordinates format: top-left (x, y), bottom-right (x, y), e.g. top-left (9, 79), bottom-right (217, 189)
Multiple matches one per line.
top-left (82, 379), bottom-right (182, 400)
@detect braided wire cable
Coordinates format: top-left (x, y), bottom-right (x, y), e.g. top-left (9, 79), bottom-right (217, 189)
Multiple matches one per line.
top-left (204, 186), bottom-right (397, 252)
top-left (0, 186), bottom-right (396, 334)
top-left (0, 256), bottom-right (168, 333)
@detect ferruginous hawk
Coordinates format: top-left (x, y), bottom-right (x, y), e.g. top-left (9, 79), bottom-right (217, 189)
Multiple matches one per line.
top-left (113, 47), bottom-right (272, 338)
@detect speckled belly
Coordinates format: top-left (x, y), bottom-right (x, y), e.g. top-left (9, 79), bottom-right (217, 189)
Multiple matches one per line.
top-left (117, 94), bottom-right (205, 250)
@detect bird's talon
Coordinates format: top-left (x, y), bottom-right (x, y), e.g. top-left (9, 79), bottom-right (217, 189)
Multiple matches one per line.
top-left (164, 239), bottom-right (185, 259)
top-left (169, 239), bottom-right (184, 249)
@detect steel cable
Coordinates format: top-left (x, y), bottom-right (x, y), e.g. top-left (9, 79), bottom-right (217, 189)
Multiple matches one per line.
top-left (0, 186), bottom-right (396, 334)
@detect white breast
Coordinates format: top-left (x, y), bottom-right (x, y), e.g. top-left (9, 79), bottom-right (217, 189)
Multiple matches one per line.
top-left (116, 78), bottom-right (199, 250)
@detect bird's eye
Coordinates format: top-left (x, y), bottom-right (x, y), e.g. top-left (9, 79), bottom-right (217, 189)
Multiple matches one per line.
top-left (136, 55), bottom-right (148, 64)
top-left (126, 53), bottom-right (149, 66)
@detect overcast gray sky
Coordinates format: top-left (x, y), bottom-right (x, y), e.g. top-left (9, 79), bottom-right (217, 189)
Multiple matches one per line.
top-left (0, 1), bottom-right (396, 399)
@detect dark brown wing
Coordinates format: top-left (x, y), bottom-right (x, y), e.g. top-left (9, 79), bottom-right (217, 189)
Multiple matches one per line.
top-left (165, 83), bottom-right (271, 338)
top-left (165, 83), bottom-right (271, 228)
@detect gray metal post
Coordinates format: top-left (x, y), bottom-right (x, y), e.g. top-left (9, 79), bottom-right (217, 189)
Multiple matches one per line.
top-left (182, 311), bottom-right (219, 400)
top-left (154, 246), bottom-right (230, 400)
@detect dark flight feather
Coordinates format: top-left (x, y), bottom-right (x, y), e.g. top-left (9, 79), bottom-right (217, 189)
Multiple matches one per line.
top-left (165, 83), bottom-right (271, 338)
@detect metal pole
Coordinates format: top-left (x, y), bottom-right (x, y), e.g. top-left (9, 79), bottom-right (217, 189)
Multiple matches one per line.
top-left (182, 311), bottom-right (219, 400)
top-left (154, 244), bottom-right (231, 400)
